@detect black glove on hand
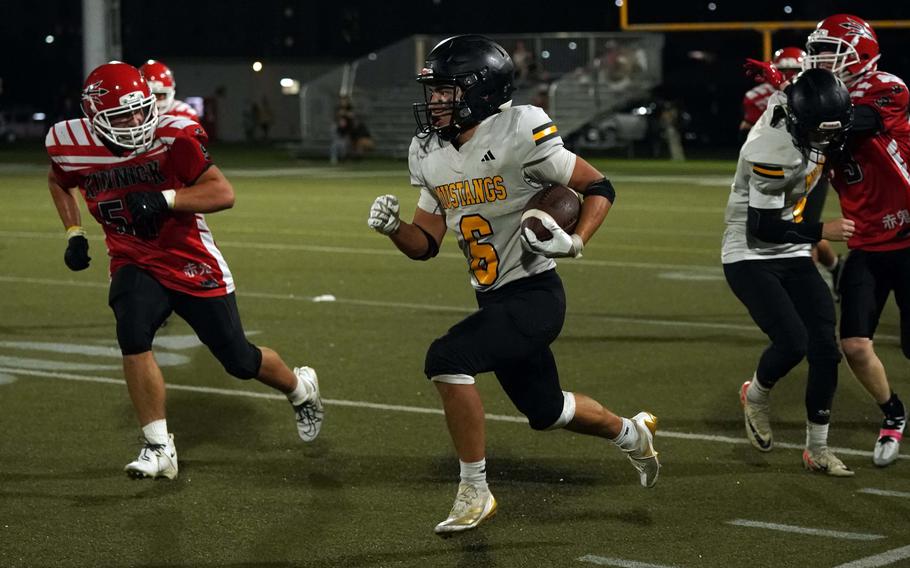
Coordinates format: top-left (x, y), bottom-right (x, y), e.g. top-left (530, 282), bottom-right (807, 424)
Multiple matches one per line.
top-left (126, 192), bottom-right (168, 239)
top-left (64, 235), bottom-right (91, 271)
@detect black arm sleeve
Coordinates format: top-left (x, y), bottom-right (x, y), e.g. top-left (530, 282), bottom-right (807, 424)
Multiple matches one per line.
top-left (853, 105), bottom-right (883, 134)
top-left (747, 206), bottom-right (823, 244)
top-left (413, 224), bottom-right (440, 261)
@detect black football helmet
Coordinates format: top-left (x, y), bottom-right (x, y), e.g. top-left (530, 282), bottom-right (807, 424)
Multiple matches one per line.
top-left (785, 68), bottom-right (853, 160)
top-left (413, 34), bottom-right (515, 141)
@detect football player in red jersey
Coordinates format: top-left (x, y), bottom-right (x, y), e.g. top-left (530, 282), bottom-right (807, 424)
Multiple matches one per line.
top-left (740, 47), bottom-right (805, 135)
top-left (46, 62), bottom-right (323, 479)
top-left (139, 59), bottom-right (199, 122)
top-left (805, 14), bottom-right (909, 466)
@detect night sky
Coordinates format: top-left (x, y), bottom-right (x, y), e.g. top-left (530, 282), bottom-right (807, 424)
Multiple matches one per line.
top-left (2, 0), bottom-right (908, 149)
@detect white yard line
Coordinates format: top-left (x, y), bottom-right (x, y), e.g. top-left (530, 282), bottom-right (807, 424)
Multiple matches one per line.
top-left (0, 230), bottom-right (723, 272)
top-left (831, 545), bottom-right (910, 568)
top-left (1, 274), bottom-right (903, 344)
top-left (857, 488), bottom-right (910, 499)
top-left (727, 520), bottom-right (884, 541)
top-left (1, 366), bottom-right (906, 463)
top-left (578, 555), bottom-right (679, 568)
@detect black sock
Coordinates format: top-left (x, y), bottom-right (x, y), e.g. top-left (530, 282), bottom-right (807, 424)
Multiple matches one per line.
top-left (879, 392), bottom-right (906, 420)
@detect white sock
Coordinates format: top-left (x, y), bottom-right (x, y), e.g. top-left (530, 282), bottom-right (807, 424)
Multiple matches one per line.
top-left (142, 419), bottom-right (169, 446)
top-left (287, 372), bottom-right (314, 406)
top-left (459, 459), bottom-right (488, 490)
top-left (612, 417), bottom-right (640, 452)
top-left (806, 422), bottom-right (829, 452)
top-left (746, 378), bottom-right (771, 405)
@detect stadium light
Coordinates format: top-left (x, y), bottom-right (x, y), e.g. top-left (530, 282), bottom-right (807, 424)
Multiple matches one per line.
top-left (280, 78), bottom-right (300, 95)
top-left (252, 61), bottom-right (263, 72)
top-left (45, 35), bottom-right (54, 44)
top-left (783, 5), bottom-right (792, 14)
top-left (614, 0), bottom-right (623, 6)
top-left (708, 2), bottom-right (717, 11)
top-left (568, 41), bottom-right (577, 50)
top-left (541, 50), bottom-right (550, 59)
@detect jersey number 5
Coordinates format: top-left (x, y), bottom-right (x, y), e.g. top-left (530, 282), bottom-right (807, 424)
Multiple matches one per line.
top-left (460, 214), bottom-right (499, 286)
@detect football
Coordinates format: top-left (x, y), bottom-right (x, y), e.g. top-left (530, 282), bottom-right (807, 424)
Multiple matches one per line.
top-left (520, 184), bottom-right (582, 240)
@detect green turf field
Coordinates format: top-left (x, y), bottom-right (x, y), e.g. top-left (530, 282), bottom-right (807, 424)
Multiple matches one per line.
top-left (1, 147), bottom-right (909, 568)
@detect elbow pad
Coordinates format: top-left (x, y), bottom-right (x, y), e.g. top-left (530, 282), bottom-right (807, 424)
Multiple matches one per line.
top-left (583, 177), bottom-right (616, 204)
top-left (747, 206), bottom-right (822, 244)
top-left (414, 224), bottom-right (440, 261)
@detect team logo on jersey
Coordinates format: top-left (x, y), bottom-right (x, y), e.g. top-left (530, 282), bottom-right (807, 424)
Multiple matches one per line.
top-left (83, 161), bottom-right (167, 198)
top-left (839, 19), bottom-right (875, 42)
top-left (81, 81), bottom-right (109, 114)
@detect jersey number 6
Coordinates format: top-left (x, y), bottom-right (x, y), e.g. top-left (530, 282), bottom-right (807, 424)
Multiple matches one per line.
top-left (460, 214), bottom-right (499, 286)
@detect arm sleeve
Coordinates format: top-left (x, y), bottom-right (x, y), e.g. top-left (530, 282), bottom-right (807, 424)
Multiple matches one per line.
top-left (747, 206), bottom-right (823, 244)
top-left (517, 107), bottom-right (577, 186)
top-left (853, 104), bottom-right (884, 134)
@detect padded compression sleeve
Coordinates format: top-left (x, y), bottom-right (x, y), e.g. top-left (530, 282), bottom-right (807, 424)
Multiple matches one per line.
top-left (747, 206), bottom-right (823, 244)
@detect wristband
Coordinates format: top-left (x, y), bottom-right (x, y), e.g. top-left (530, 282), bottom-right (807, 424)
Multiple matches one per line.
top-left (162, 189), bottom-right (177, 209)
top-left (65, 225), bottom-right (86, 240)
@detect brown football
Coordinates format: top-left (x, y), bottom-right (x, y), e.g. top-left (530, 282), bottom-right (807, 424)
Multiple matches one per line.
top-left (520, 184), bottom-right (581, 240)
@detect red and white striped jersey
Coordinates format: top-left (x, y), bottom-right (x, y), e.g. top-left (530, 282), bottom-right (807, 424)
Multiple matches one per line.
top-left (162, 98), bottom-right (199, 122)
top-left (46, 115), bottom-right (234, 297)
top-left (831, 70), bottom-right (910, 251)
top-left (742, 82), bottom-right (777, 126)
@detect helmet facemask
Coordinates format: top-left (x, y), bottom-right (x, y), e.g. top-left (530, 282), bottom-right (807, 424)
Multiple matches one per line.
top-left (87, 92), bottom-right (159, 150)
top-left (787, 111), bottom-right (851, 163)
top-left (805, 37), bottom-right (880, 83)
top-left (147, 80), bottom-right (176, 114)
top-left (414, 73), bottom-right (481, 141)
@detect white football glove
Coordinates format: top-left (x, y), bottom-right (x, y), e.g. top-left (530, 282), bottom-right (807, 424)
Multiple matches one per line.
top-left (367, 194), bottom-right (401, 235)
top-left (520, 210), bottom-right (584, 258)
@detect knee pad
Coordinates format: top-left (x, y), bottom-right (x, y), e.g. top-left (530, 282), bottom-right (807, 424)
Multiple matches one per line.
top-left (544, 392), bottom-right (577, 431)
top-left (424, 337), bottom-right (473, 380)
top-left (525, 392), bottom-right (570, 431)
top-left (116, 320), bottom-right (155, 355)
top-left (212, 341), bottom-right (262, 380)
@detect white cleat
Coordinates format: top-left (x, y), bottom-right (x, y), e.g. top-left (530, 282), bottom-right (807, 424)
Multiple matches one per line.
top-left (740, 381), bottom-right (773, 452)
top-left (434, 482), bottom-right (497, 535)
top-left (626, 411), bottom-right (660, 488)
top-left (802, 448), bottom-right (854, 477)
top-left (292, 366), bottom-right (324, 442)
top-left (124, 434), bottom-right (178, 480)
top-left (873, 416), bottom-right (905, 467)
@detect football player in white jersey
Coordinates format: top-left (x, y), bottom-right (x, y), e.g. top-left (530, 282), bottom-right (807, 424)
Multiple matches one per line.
top-left (368, 35), bottom-right (659, 534)
top-left (722, 68), bottom-right (855, 475)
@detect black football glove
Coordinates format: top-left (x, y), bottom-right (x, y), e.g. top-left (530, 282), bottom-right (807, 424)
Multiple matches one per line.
top-left (126, 191), bottom-right (168, 239)
top-left (64, 235), bottom-right (91, 271)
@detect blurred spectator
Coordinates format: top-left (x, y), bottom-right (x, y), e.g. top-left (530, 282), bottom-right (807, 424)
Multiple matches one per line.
top-left (512, 40), bottom-right (533, 85)
top-left (330, 104), bottom-right (352, 164)
top-left (242, 99), bottom-right (257, 141)
top-left (329, 94), bottom-right (372, 163)
top-left (530, 83), bottom-right (550, 114)
top-left (256, 96), bottom-right (273, 140)
top-left (349, 115), bottom-right (374, 159)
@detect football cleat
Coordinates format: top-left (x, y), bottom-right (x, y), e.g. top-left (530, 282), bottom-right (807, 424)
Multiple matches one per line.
top-left (292, 366), bottom-right (324, 442)
top-left (873, 416), bottom-right (905, 467)
top-left (124, 434), bottom-right (178, 480)
top-left (740, 380), bottom-right (773, 452)
top-left (434, 482), bottom-right (497, 535)
top-left (626, 411), bottom-right (660, 488)
top-left (802, 448), bottom-right (854, 477)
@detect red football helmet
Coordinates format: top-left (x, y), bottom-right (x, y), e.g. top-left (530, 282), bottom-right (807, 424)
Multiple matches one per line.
top-left (772, 47), bottom-right (806, 81)
top-left (81, 61), bottom-right (158, 149)
top-left (139, 59), bottom-right (176, 114)
top-left (805, 14), bottom-right (880, 82)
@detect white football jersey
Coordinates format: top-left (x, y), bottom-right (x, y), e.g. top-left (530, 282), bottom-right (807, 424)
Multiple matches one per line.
top-left (722, 92), bottom-right (826, 264)
top-left (409, 105), bottom-right (577, 291)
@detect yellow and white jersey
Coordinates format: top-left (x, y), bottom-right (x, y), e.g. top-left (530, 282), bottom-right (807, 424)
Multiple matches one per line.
top-left (409, 105), bottom-right (577, 291)
top-left (722, 92), bottom-right (826, 264)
